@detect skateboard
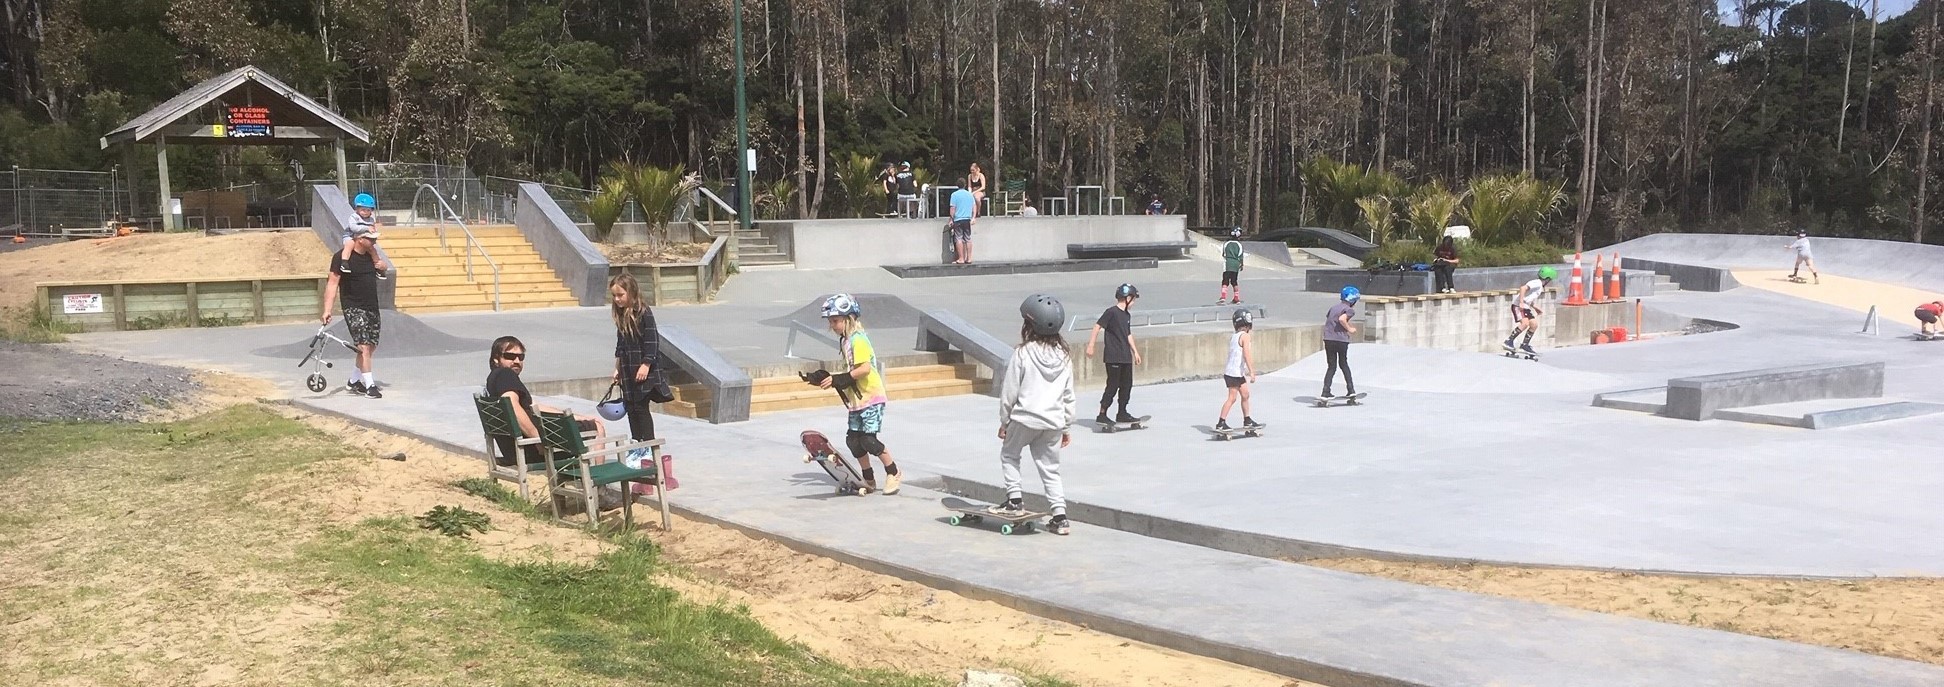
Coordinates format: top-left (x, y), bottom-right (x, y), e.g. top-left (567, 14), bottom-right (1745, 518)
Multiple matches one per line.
top-left (941, 496), bottom-right (1048, 535)
top-left (1785, 275), bottom-right (1813, 284)
top-left (1097, 414), bottom-right (1151, 433)
top-left (1297, 392), bottom-right (1367, 408)
top-left (1916, 333), bottom-right (1942, 341)
top-left (799, 430), bottom-right (871, 496)
top-left (1502, 347), bottom-right (1541, 361)
top-left (1213, 423), bottom-right (1266, 440)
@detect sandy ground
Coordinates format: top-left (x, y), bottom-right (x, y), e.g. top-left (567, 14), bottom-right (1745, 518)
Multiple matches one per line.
top-left (1733, 270), bottom-right (1943, 331)
top-left (0, 231), bottom-right (323, 311)
top-left (1309, 558), bottom-right (1944, 666)
top-left (282, 409), bottom-right (1305, 687)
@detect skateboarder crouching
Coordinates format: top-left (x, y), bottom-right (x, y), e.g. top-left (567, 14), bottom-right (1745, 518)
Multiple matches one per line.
top-left (1918, 301), bottom-right (1943, 339)
top-left (1322, 287), bottom-right (1359, 400)
top-left (1216, 309), bottom-right (1263, 432)
top-left (816, 293), bottom-right (902, 495)
top-left (991, 294), bottom-right (1077, 536)
top-left (1502, 267), bottom-right (1555, 357)
top-left (1086, 283), bottom-right (1143, 426)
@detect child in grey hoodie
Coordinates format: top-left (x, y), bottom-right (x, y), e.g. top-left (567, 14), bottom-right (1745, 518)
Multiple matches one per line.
top-left (991, 294), bottom-right (1078, 535)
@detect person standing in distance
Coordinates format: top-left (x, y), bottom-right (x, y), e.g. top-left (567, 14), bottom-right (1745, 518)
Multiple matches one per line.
top-left (1085, 283), bottom-right (1143, 426)
top-left (1146, 194), bottom-right (1167, 215)
top-left (1320, 287), bottom-right (1360, 400)
top-left (990, 294), bottom-right (1077, 536)
top-left (320, 225), bottom-right (385, 398)
top-left (1787, 230), bottom-right (1820, 284)
top-left (895, 162), bottom-right (919, 218)
top-left (950, 178), bottom-right (978, 264)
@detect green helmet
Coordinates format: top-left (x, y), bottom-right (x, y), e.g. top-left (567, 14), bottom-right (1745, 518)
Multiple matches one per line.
top-left (1538, 266), bottom-right (1558, 280)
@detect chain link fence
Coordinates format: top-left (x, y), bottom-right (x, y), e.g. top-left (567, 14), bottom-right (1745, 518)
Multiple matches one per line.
top-left (0, 168), bottom-right (133, 236)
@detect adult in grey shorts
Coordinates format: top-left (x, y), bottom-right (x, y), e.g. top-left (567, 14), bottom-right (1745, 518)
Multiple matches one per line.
top-left (321, 225), bottom-right (385, 398)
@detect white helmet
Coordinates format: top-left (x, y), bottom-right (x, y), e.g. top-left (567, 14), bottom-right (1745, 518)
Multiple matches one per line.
top-left (820, 293), bottom-right (861, 318)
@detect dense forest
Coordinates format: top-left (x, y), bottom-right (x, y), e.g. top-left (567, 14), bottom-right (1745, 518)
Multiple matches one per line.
top-left (3, 0), bottom-right (1943, 247)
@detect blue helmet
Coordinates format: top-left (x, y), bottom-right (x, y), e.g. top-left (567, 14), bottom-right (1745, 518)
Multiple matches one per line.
top-left (352, 193), bottom-right (377, 209)
top-left (1339, 286), bottom-right (1361, 303)
top-left (820, 293), bottom-right (861, 318)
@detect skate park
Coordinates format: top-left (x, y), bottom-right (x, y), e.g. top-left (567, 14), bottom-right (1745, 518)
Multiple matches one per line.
top-left (47, 196), bottom-right (1944, 686)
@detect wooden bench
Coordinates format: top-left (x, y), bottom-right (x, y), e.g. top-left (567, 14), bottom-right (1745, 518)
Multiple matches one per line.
top-left (1066, 241), bottom-right (1195, 260)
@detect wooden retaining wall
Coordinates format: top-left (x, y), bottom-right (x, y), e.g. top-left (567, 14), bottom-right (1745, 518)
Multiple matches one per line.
top-left (608, 236), bottom-right (731, 306)
top-left (38, 276), bottom-right (325, 332)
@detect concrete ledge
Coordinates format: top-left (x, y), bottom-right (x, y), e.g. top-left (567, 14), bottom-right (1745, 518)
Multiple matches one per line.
top-left (884, 258), bottom-right (1155, 279)
top-left (1809, 401), bottom-right (1944, 429)
top-left (517, 183), bottom-right (610, 306)
top-left (916, 309), bottom-right (1012, 391)
top-left (1623, 257), bottom-right (1740, 292)
top-left (1592, 387), bottom-right (1669, 414)
top-left (1308, 264), bottom-right (1570, 296)
top-left (1666, 362), bottom-right (1884, 421)
top-left (657, 323), bottom-right (753, 423)
top-left (1065, 241), bottom-right (1194, 259)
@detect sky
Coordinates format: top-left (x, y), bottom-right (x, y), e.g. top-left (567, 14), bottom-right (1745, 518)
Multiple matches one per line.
top-left (1718, 0), bottom-right (1917, 24)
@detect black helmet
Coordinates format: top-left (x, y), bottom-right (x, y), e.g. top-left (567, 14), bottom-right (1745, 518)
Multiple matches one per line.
top-left (1115, 283), bottom-right (1140, 300)
top-left (1021, 294), bottom-right (1066, 337)
top-left (1228, 227), bottom-right (1243, 239)
top-left (1232, 308), bottom-right (1254, 327)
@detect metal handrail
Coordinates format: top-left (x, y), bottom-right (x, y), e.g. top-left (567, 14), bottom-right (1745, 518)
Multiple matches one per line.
top-left (697, 186), bottom-right (738, 218)
top-left (411, 183), bottom-right (503, 311)
top-left (784, 320), bottom-right (841, 360)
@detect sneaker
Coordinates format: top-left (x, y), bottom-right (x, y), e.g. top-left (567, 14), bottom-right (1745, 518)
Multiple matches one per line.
top-left (1231, 297), bottom-right (1242, 304)
top-left (1502, 341), bottom-right (1517, 353)
top-left (1320, 390), bottom-right (1335, 399)
top-left (1048, 515), bottom-right (1071, 536)
top-left (1094, 413), bottom-right (1114, 426)
top-left (1520, 344), bottom-right (1537, 355)
top-left (365, 384), bottom-right (383, 399)
top-left (1114, 411), bottom-right (1140, 424)
top-left (864, 478), bottom-right (879, 493)
top-left (882, 472), bottom-right (902, 495)
top-left (622, 447), bottom-right (650, 469)
top-left (1215, 419), bottom-right (1232, 431)
top-left (1243, 417), bottom-right (1264, 430)
top-left (987, 499), bottom-right (1027, 516)
top-left (346, 380), bottom-right (367, 394)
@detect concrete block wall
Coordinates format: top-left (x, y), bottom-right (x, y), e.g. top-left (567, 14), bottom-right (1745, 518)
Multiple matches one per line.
top-left (1362, 291), bottom-right (1558, 352)
top-left (779, 215), bottom-right (1188, 268)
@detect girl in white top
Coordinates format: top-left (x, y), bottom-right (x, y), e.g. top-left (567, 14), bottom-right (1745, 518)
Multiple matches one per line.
top-left (1216, 310), bottom-right (1262, 432)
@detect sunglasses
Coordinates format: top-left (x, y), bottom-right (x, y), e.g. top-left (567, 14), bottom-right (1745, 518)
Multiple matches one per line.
top-left (499, 352), bottom-right (525, 361)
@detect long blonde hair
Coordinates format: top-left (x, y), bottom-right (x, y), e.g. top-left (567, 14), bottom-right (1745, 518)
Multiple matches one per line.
top-left (610, 273), bottom-right (649, 339)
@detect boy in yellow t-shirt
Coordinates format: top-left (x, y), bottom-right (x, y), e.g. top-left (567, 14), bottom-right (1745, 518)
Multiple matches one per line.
top-left (814, 293), bottom-right (901, 494)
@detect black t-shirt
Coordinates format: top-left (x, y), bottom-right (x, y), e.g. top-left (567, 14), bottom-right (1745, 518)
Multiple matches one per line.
top-left (329, 251), bottom-right (381, 311)
top-left (1096, 306), bottom-right (1133, 364)
top-left (485, 367), bottom-right (540, 465)
top-left (895, 171), bottom-right (917, 195)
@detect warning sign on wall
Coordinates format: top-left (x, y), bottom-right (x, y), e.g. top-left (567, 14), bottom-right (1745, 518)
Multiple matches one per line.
top-left (63, 293), bottom-right (104, 314)
top-left (226, 106), bottom-right (273, 138)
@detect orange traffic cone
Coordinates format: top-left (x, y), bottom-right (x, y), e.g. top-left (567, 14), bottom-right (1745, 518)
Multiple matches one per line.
top-left (1590, 253), bottom-right (1607, 303)
top-left (1609, 253), bottom-right (1624, 299)
top-left (1564, 253), bottom-right (1587, 306)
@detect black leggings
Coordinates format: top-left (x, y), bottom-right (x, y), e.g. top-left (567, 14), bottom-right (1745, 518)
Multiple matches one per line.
top-left (1323, 340), bottom-right (1354, 394)
top-left (1099, 363), bottom-right (1133, 413)
top-left (1433, 261), bottom-right (1455, 291)
top-left (622, 379), bottom-right (657, 442)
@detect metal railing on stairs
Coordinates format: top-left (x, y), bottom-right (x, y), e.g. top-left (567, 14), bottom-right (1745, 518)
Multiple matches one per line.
top-left (784, 320), bottom-right (841, 360)
top-left (411, 184), bottom-right (503, 311)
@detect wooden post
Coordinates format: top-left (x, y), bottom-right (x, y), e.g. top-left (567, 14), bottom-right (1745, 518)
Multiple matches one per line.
top-left (651, 266), bottom-right (665, 305)
top-left (155, 136), bottom-right (173, 231)
top-left (333, 139), bottom-right (350, 194)
top-left (252, 279), bottom-right (265, 323)
top-left (112, 284), bottom-right (126, 330)
top-left (185, 281), bottom-right (200, 327)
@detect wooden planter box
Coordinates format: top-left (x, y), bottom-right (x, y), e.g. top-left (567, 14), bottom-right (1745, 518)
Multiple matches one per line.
top-left (38, 276), bottom-right (325, 332)
top-left (607, 236), bottom-right (731, 306)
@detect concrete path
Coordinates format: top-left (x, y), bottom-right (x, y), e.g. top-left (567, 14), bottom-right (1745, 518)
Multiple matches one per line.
top-left (289, 385), bottom-right (1944, 687)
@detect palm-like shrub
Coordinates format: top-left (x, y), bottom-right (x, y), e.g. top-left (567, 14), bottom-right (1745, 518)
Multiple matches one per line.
top-left (1407, 184), bottom-right (1466, 244)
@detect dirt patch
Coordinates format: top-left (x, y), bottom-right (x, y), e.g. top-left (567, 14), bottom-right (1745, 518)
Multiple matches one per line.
top-left (0, 341), bottom-right (203, 422)
top-left (601, 241), bottom-right (713, 265)
top-left (1308, 558), bottom-right (1944, 666)
top-left (279, 408), bottom-right (1305, 687)
top-left (0, 230), bottom-right (323, 311)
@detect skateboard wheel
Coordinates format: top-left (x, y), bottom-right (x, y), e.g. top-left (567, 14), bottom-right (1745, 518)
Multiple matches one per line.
top-left (949, 515), bottom-right (964, 526)
top-left (1000, 524), bottom-right (1015, 535)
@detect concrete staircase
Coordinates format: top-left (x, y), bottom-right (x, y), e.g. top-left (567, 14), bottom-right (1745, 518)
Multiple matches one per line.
top-left (728, 223), bottom-right (792, 267)
top-left (1652, 273), bottom-right (1682, 293)
top-left (383, 225), bottom-right (580, 313)
top-left (661, 362), bottom-right (986, 419)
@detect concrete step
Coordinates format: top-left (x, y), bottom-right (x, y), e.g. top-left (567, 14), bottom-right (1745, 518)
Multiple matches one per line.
top-left (675, 364), bottom-right (978, 400)
top-left (402, 299), bottom-right (580, 314)
top-left (395, 283), bottom-right (575, 299)
top-left (740, 252), bottom-right (790, 263)
top-left (378, 236), bottom-right (535, 250)
top-left (392, 262), bottom-right (557, 276)
top-left (382, 225), bottom-right (522, 239)
top-left (749, 378), bottom-right (987, 414)
top-left (385, 246), bottom-right (543, 260)
top-left (393, 273), bottom-right (567, 288)
top-left (394, 290), bottom-right (580, 308)
top-left (668, 364), bottom-right (987, 416)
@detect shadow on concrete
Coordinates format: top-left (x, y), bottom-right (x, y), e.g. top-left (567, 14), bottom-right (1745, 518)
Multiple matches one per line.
top-left (250, 309), bottom-right (492, 359)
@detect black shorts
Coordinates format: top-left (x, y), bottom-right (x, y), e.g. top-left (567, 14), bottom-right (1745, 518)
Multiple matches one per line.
top-left (1221, 271), bottom-right (1238, 286)
top-left (1223, 375), bottom-right (1247, 388)
top-left (1918, 308), bottom-right (1939, 324)
top-left (1510, 304), bottom-right (1536, 323)
top-left (344, 307), bottom-right (381, 346)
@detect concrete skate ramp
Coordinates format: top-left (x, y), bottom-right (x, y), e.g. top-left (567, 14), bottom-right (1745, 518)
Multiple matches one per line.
top-left (760, 293), bottom-right (922, 329)
top-left (1599, 233), bottom-right (1944, 291)
top-left (251, 309), bottom-right (491, 359)
top-left (1271, 344), bottom-right (1626, 394)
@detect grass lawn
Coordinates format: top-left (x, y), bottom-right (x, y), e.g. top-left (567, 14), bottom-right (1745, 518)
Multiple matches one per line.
top-left (0, 404), bottom-right (1036, 687)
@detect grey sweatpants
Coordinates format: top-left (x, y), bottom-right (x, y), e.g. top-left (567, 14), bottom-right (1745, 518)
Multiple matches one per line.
top-left (1000, 422), bottom-right (1066, 515)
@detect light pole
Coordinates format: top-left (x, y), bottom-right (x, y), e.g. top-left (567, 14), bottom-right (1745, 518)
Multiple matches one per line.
top-left (733, 0), bottom-right (753, 231)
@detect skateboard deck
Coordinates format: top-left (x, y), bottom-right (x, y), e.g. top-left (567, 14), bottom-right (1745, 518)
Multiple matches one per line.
top-left (1502, 348), bottom-right (1541, 361)
top-left (942, 496), bottom-right (1048, 535)
top-left (1786, 275), bottom-right (1812, 283)
top-left (800, 430), bottom-right (870, 496)
top-left (1295, 392), bottom-right (1367, 408)
top-left (1213, 423), bottom-right (1266, 440)
top-left (1097, 415), bottom-right (1152, 433)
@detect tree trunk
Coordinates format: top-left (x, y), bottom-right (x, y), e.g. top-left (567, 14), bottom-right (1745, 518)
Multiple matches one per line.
top-left (991, 0), bottom-right (1001, 198)
top-left (1916, 0), bottom-right (1937, 243)
top-left (812, 19), bottom-right (829, 219)
top-left (795, 42), bottom-right (809, 219)
top-left (1839, 0), bottom-right (1859, 151)
top-left (1863, 0), bottom-right (1880, 135)
top-left (1375, 0), bottom-right (1396, 173)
